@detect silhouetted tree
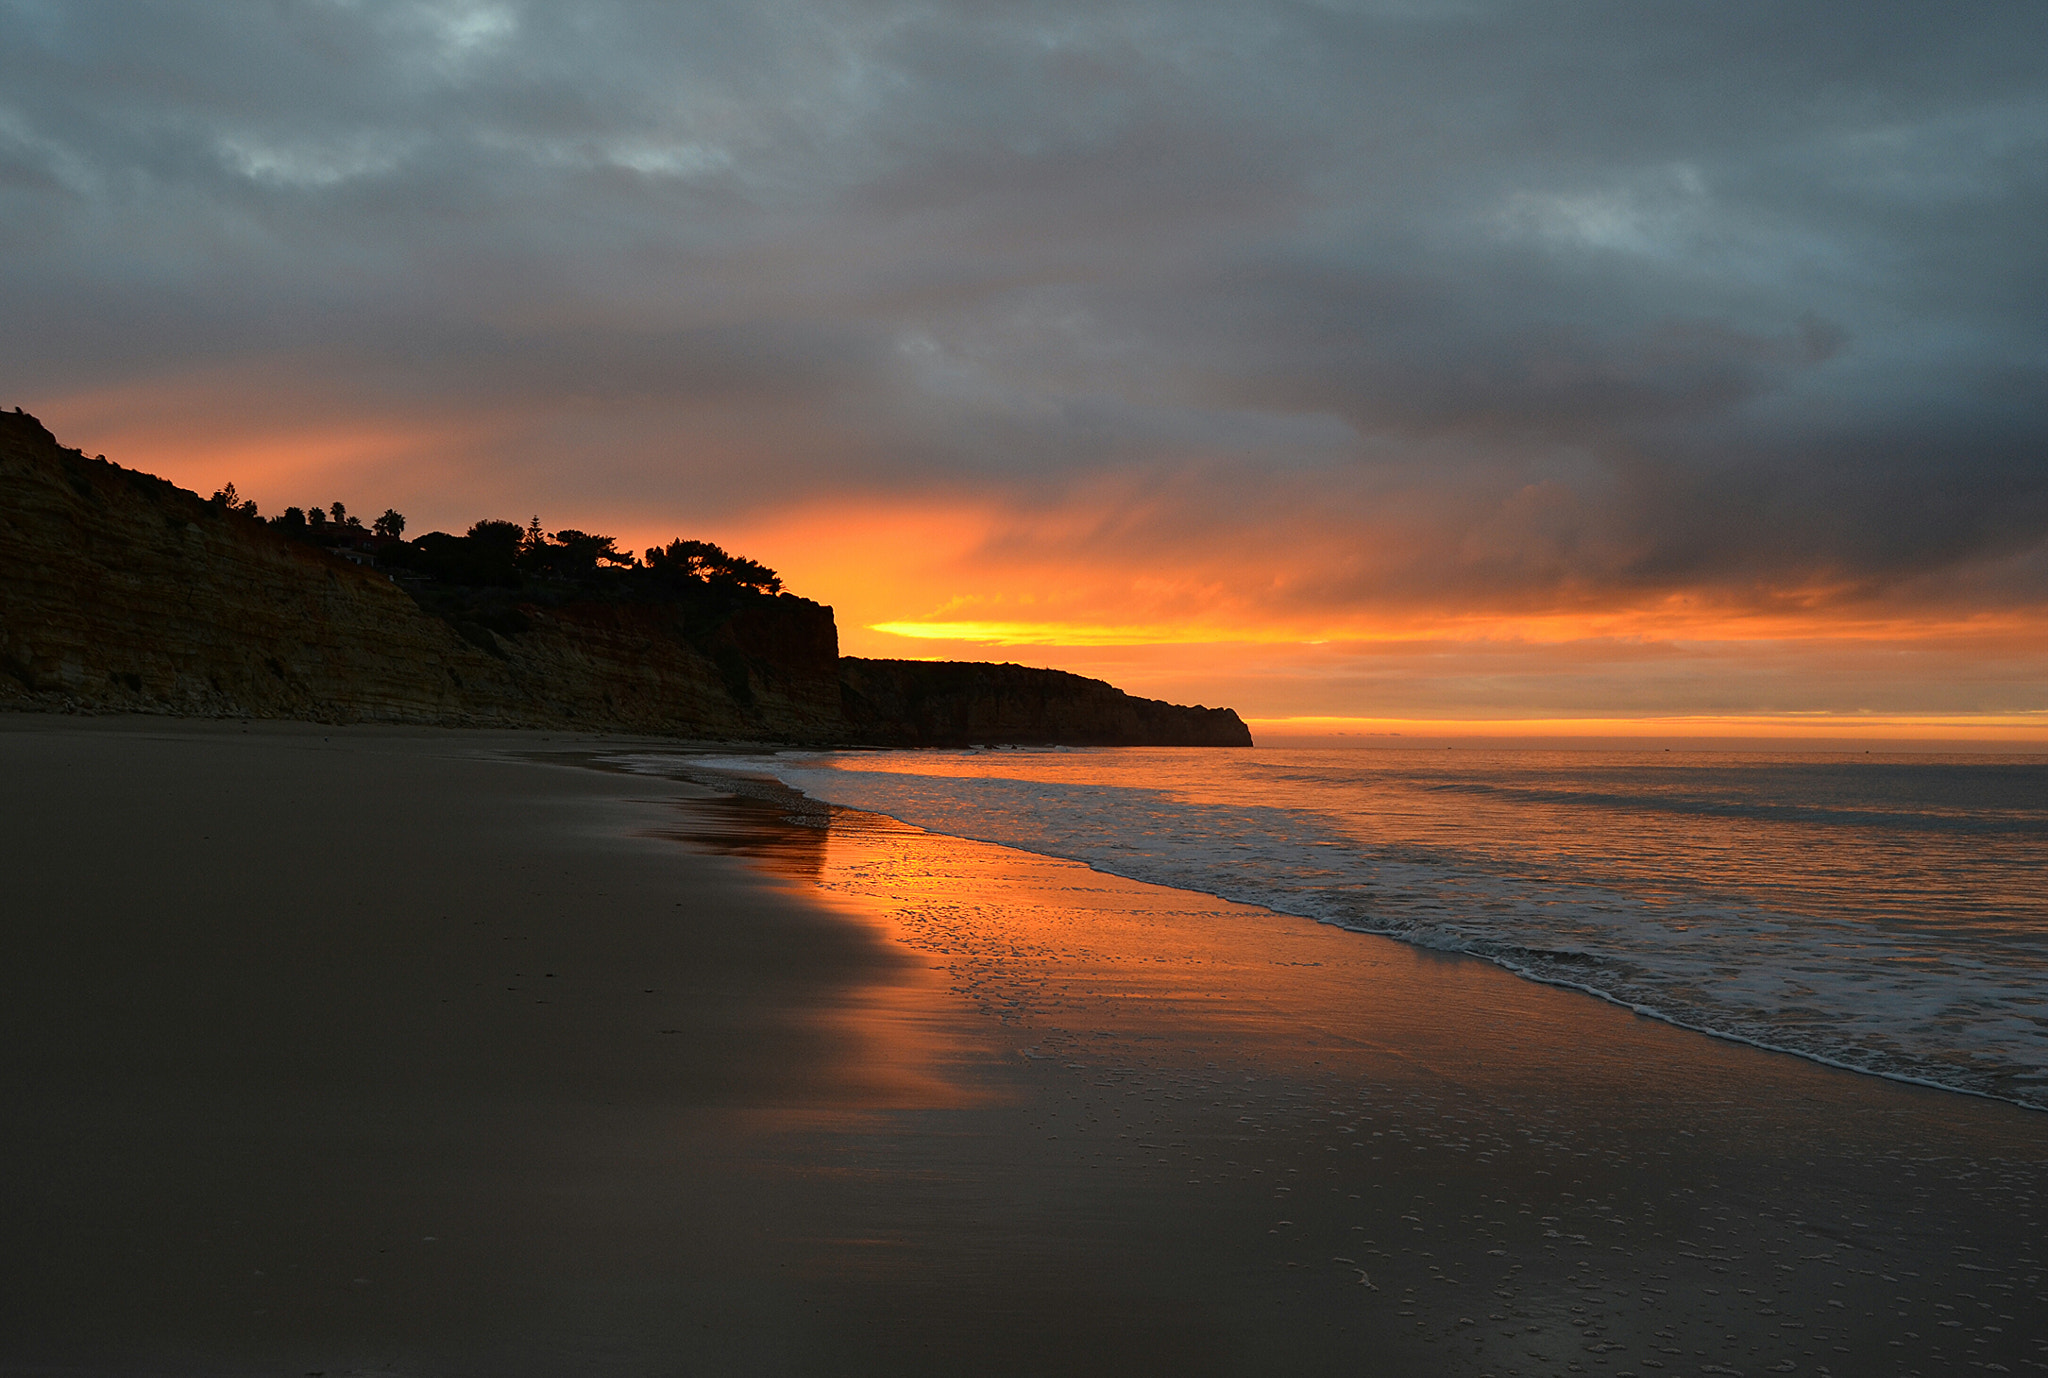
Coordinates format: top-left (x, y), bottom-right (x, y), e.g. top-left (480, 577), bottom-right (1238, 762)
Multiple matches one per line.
top-left (463, 519), bottom-right (527, 584)
top-left (307, 506), bottom-right (327, 528)
top-left (468, 518), bottom-right (524, 549)
top-left (355, 502), bottom-right (791, 612)
top-left (545, 530), bottom-right (636, 575)
top-left (207, 481), bottom-right (259, 518)
top-left (644, 538), bottom-right (782, 593)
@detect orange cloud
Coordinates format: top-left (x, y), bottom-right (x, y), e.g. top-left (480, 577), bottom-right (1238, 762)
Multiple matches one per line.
top-left (30, 381), bottom-right (2048, 745)
top-left (715, 494), bottom-right (2048, 741)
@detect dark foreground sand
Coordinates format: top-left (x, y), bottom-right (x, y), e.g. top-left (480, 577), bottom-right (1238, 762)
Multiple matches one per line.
top-left (3, 718), bottom-right (2043, 1377)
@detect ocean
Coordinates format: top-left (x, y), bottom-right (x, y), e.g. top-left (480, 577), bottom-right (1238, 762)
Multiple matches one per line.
top-left (617, 746), bottom-right (2048, 1111)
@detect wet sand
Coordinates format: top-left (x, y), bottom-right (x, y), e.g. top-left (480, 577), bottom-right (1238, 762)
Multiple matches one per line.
top-left (3, 718), bottom-right (2044, 1376)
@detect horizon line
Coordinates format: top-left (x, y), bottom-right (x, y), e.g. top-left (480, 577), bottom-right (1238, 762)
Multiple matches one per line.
top-left (1244, 713), bottom-right (2048, 752)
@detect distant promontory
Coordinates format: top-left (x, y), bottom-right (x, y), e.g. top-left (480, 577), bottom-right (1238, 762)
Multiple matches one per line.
top-left (0, 409), bottom-right (1251, 747)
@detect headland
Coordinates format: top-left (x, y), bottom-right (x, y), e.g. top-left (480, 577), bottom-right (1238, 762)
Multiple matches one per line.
top-left (0, 407), bottom-right (1249, 747)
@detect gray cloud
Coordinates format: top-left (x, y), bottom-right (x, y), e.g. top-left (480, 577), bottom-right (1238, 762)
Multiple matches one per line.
top-left (4, 0), bottom-right (2046, 611)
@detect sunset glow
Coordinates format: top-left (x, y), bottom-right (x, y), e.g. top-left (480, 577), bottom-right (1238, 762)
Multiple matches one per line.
top-left (865, 606), bottom-right (2048, 651)
top-left (13, 10), bottom-right (2048, 1373)
top-left (8, 2), bottom-right (2045, 745)
top-left (1250, 714), bottom-right (2048, 750)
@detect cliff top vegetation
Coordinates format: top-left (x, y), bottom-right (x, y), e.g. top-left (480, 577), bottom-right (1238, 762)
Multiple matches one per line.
top-left (213, 483), bottom-right (783, 587)
top-left (204, 481), bottom-right (802, 652)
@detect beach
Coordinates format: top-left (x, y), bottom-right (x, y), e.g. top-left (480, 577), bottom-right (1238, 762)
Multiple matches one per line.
top-left (3, 718), bottom-right (2044, 1376)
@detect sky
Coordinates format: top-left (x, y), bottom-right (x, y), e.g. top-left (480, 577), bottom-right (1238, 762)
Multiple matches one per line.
top-left (6, 1), bottom-right (2046, 744)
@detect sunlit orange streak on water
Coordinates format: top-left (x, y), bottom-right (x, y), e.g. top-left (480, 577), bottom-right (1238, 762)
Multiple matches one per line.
top-left (680, 800), bottom-right (2000, 1113)
top-left (774, 806), bottom-right (1578, 1081)
top-left (643, 791), bottom-right (2048, 1374)
top-left (650, 800), bottom-right (1000, 1116)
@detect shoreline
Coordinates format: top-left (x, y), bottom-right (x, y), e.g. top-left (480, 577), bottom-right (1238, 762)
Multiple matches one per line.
top-left (665, 791), bottom-right (2048, 1375)
top-left (5, 716), bottom-right (2044, 1375)
top-left (646, 744), bottom-right (2048, 1115)
top-left (757, 773), bottom-right (2048, 1116)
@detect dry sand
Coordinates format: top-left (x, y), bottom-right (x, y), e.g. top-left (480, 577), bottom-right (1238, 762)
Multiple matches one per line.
top-left (3, 717), bottom-right (2044, 1376)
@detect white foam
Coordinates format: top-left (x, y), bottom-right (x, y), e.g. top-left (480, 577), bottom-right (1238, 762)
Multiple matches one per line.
top-left (614, 748), bottom-right (2048, 1111)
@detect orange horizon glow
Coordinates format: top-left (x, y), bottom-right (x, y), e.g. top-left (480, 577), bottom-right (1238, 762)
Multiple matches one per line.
top-left (27, 395), bottom-right (2048, 740)
top-left (866, 603), bottom-right (2048, 650)
top-left (1247, 713), bottom-right (2048, 748)
top-left (37, 397), bottom-right (2045, 653)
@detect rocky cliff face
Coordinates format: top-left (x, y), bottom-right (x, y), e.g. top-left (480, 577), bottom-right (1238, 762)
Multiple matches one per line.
top-left (1, 409), bottom-right (1251, 746)
top-left (0, 410), bottom-right (841, 738)
top-left (840, 658), bottom-right (1252, 747)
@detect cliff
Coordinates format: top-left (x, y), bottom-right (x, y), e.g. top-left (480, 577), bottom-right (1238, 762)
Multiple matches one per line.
top-left (841, 658), bottom-right (1252, 747)
top-left (0, 410), bottom-right (841, 738)
top-left (0, 409), bottom-right (1252, 746)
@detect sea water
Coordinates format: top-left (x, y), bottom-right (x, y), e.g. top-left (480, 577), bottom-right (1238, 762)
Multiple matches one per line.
top-left (617, 747), bottom-right (2048, 1110)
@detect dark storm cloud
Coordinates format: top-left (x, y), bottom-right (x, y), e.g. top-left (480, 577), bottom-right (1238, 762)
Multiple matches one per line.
top-left (4, 0), bottom-right (2046, 611)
